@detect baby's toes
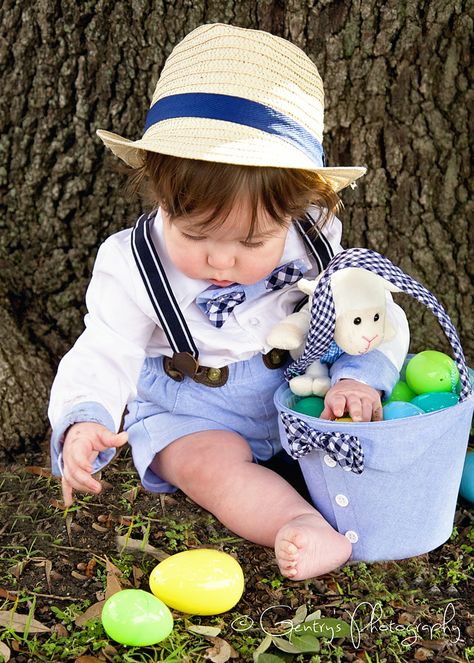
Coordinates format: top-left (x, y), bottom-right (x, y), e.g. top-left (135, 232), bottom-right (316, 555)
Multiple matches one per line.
top-left (279, 540), bottom-right (299, 557)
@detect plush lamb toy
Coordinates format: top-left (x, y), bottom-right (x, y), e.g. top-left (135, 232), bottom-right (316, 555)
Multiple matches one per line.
top-left (267, 267), bottom-right (398, 396)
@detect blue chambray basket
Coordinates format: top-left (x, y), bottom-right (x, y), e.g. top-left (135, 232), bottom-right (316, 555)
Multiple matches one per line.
top-left (273, 248), bottom-right (474, 562)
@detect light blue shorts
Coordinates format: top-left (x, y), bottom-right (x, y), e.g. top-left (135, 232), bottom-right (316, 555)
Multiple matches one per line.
top-left (124, 354), bottom-right (288, 492)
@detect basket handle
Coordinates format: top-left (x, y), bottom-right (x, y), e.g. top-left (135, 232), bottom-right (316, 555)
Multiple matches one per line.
top-left (286, 248), bottom-right (472, 403)
top-left (280, 412), bottom-right (364, 473)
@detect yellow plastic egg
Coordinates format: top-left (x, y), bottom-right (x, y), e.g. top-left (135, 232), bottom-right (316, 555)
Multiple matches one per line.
top-left (149, 549), bottom-right (244, 615)
top-left (335, 417), bottom-right (353, 422)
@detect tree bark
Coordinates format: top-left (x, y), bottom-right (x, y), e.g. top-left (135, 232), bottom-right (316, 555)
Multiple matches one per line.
top-left (1, 0), bottom-right (472, 455)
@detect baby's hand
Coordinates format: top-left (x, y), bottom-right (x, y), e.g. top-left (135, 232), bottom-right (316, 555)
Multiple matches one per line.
top-left (320, 379), bottom-right (383, 422)
top-left (61, 422), bottom-right (128, 507)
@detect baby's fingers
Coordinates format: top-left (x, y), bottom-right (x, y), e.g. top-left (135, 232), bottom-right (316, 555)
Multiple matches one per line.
top-left (96, 429), bottom-right (128, 450)
top-left (63, 464), bottom-right (102, 497)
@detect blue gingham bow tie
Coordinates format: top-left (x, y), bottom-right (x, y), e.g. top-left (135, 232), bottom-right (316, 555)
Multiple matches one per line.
top-left (197, 261), bottom-right (306, 328)
top-left (281, 412), bottom-right (364, 473)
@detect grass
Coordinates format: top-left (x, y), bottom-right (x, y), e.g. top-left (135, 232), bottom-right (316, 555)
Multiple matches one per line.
top-left (0, 448), bottom-right (473, 663)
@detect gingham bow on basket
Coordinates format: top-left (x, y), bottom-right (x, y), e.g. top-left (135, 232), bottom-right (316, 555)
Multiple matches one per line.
top-left (281, 248), bottom-right (472, 473)
top-left (281, 412), bottom-right (364, 473)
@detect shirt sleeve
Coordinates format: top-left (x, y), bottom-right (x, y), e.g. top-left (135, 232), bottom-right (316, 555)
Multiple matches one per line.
top-left (48, 235), bottom-right (156, 475)
top-left (329, 296), bottom-right (410, 400)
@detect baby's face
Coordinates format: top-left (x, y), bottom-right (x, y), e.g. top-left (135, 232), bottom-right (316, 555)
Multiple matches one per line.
top-left (162, 200), bottom-right (290, 286)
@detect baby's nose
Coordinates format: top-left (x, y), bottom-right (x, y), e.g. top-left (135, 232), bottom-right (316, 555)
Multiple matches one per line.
top-left (207, 251), bottom-right (235, 269)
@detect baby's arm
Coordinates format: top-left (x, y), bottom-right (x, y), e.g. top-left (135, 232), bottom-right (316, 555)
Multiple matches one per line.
top-left (61, 423), bottom-right (128, 506)
top-left (49, 234), bottom-right (155, 488)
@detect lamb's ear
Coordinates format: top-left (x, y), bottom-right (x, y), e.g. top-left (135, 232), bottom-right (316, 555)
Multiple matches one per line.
top-left (384, 281), bottom-right (402, 294)
top-left (297, 277), bottom-right (319, 296)
top-left (383, 316), bottom-right (397, 341)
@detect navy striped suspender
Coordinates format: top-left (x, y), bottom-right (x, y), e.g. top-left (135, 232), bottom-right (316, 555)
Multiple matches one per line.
top-left (130, 210), bottom-right (334, 364)
top-left (131, 213), bottom-right (200, 360)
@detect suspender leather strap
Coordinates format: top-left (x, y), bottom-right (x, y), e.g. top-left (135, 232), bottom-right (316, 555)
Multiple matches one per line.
top-left (131, 210), bottom-right (334, 376)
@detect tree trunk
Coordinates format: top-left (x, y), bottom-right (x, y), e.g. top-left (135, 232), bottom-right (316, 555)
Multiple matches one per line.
top-left (1, 0), bottom-right (472, 456)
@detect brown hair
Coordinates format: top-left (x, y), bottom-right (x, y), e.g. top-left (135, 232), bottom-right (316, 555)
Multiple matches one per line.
top-left (125, 151), bottom-right (341, 239)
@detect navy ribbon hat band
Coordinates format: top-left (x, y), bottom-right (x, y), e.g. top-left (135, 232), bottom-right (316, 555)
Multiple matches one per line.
top-left (143, 92), bottom-right (326, 168)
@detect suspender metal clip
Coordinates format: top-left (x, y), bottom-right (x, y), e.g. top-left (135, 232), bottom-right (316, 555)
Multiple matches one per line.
top-left (171, 352), bottom-right (200, 378)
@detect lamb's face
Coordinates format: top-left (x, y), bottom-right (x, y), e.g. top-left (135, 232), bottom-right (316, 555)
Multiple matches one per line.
top-left (334, 307), bottom-right (386, 355)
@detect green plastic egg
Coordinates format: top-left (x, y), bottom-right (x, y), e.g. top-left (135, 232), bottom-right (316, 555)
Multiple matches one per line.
top-left (383, 380), bottom-right (416, 405)
top-left (405, 351), bottom-right (459, 394)
top-left (101, 589), bottom-right (173, 646)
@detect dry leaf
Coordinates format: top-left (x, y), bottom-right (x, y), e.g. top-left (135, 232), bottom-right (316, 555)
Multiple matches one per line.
top-left (51, 623), bottom-right (69, 638)
top-left (8, 560), bottom-right (29, 580)
top-left (86, 559), bottom-right (97, 578)
top-left (123, 486), bottom-right (141, 503)
top-left (0, 588), bottom-right (18, 601)
top-left (44, 559), bottom-right (52, 592)
top-left (398, 611), bottom-right (416, 625)
top-left (132, 565), bottom-right (144, 587)
top-left (102, 644), bottom-right (119, 662)
top-left (50, 498), bottom-right (66, 510)
top-left (74, 656), bottom-right (104, 663)
top-left (0, 641), bottom-right (11, 662)
top-left (205, 636), bottom-right (238, 663)
top-left (75, 601), bottom-right (105, 627)
top-left (71, 571), bottom-right (89, 581)
top-left (0, 609), bottom-right (51, 634)
top-left (414, 647), bottom-right (434, 661)
top-left (24, 466), bottom-right (52, 477)
top-left (91, 523), bottom-right (109, 533)
top-left (115, 535), bottom-right (169, 560)
top-left (105, 558), bottom-right (127, 599)
top-left (66, 513), bottom-right (73, 545)
top-left (187, 624), bottom-right (221, 637)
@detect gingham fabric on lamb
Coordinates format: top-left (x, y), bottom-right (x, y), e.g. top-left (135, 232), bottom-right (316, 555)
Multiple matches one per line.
top-left (280, 412), bottom-right (364, 473)
top-left (285, 248), bottom-right (471, 402)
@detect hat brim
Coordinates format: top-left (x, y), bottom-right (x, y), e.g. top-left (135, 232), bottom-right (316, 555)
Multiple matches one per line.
top-left (97, 123), bottom-right (366, 193)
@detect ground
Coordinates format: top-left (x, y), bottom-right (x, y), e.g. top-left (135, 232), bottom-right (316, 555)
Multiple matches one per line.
top-left (0, 438), bottom-right (473, 663)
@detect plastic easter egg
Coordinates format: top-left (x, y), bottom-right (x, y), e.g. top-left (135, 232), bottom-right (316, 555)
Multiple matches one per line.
top-left (335, 417), bottom-right (353, 422)
top-left (382, 401), bottom-right (424, 420)
top-left (459, 452), bottom-right (474, 503)
top-left (405, 351), bottom-right (459, 395)
top-left (411, 391), bottom-right (459, 413)
top-left (150, 549), bottom-right (244, 615)
top-left (383, 381), bottom-right (416, 405)
top-left (101, 589), bottom-right (173, 646)
top-left (292, 396), bottom-right (324, 418)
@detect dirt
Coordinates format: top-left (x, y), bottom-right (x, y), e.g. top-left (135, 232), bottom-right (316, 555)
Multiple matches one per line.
top-left (0, 438), bottom-right (473, 663)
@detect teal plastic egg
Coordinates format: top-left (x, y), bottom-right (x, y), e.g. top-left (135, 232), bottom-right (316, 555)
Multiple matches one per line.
top-left (292, 396), bottom-right (325, 418)
top-left (383, 401), bottom-right (424, 420)
top-left (405, 351), bottom-right (459, 394)
top-left (101, 589), bottom-right (173, 646)
top-left (459, 452), bottom-right (474, 503)
top-left (384, 380), bottom-right (416, 405)
top-left (411, 392), bottom-right (459, 413)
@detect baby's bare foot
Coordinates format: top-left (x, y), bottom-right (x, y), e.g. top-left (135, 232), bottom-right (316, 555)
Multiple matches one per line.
top-left (275, 513), bottom-right (352, 580)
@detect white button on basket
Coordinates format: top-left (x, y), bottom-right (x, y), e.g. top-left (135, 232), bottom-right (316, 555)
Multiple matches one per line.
top-left (323, 454), bottom-right (337, 467)
top-left (249, 317), bottom-right (260, 326)
top-left (345, 530), bottom-right (359, 543)
top-left (335, 494), bottom-right (349, 507)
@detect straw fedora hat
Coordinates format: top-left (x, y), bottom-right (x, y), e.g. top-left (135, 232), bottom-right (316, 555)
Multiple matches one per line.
top-left (97, 23), bottom-right (366, 193)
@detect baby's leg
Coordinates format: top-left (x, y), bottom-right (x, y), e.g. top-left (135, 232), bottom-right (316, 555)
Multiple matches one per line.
top-left (151, 430), bottom-right (351, 580)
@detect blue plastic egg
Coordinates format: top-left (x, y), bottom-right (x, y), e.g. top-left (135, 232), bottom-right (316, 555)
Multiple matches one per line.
top-left (459, 452), bottom-right (474, 504)
top-left (411, 392), bottom-right (459, 413)
top-left (383, 401), bottom-right (424, 420)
